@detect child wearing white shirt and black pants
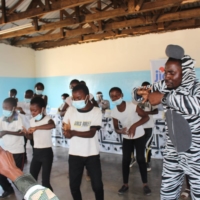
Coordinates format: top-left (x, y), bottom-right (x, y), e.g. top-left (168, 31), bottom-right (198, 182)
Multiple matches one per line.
top-left (0, 98), bottom-right (25, 198)
top-left (26, 97), bottom-right (55, 191)
top-left (63, 84), bottom-right (104, 200)
top-left (109, 87), bottom-right (151, 196)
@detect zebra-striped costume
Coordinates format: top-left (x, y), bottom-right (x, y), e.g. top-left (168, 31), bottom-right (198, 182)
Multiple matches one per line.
top-left (133, 55), bottom-right (200, 200)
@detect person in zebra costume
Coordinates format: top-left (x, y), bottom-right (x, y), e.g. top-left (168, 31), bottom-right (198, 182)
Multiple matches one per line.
top-left (133, 44), bottom-right (200, 200)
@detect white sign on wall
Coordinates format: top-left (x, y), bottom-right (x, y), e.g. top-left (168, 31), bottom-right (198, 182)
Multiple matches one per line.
top-left (150, 59), bottom-right (167, 83)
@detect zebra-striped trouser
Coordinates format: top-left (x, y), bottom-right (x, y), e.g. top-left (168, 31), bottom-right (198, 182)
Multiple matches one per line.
top-left (161, 134), bottom-right (200, 200)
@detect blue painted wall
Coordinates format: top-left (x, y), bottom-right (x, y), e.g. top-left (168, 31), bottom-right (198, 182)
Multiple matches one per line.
top-left (0, 77), bottom-right (35, 115)
top-left (36, 71), bottom-right (151, 109)
top-left (0, 68), bottom-right (199, 115)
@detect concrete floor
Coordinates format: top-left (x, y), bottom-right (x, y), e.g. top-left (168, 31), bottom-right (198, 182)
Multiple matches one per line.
top-left (0, 146), bottom-right (189, 200)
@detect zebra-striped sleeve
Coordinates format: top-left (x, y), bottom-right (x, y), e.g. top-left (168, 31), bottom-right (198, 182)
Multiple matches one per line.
top-left (166, 82), bottom-right (200, 115)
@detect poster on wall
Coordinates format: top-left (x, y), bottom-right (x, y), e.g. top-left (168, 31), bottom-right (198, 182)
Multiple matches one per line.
top-left (150, 59), bottom-right (167, 83)
top-left (150, 59), bottom-right (167, 159)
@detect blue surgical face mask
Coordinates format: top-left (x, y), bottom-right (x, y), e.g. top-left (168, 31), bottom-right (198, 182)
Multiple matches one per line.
top-left (62, 99), bottom-right (65, 103)
top-left (72, 96), bottom-right (88, 109)
top-left (34, 113), bottom-right (43, 121)
top-left (3, 109), bottom-right (13, 118)
top-left (35, 89), bottom-right (43, 95)
top-left (112, 98), bottom-right (123, 106)
top-left (24, 98), bottom-right (31, 103)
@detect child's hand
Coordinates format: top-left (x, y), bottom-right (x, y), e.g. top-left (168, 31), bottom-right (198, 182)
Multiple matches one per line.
top-left (63, 121), bottom-right (71, 131)
top-left (128, 125), bottom-right (136, 138)
top-left (28, 127), bottom-right (37, 134)
top-left (19, 126), bottom-right (27, 135)
top-left (63, 129), bottom-right (73, 139)
top-left (120, 128), bottom-right (128, 135)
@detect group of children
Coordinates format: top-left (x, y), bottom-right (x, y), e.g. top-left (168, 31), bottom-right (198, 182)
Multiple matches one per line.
top-left (0, 80), bottom-right (157, 200)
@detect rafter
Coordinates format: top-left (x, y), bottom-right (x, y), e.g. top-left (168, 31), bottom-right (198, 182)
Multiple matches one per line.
top-left (12, 6), bottom-right (200, 46)
top-left (33, 18), bottom-right (200, 50)
top-left (0, 0), bottom-right (96, 24)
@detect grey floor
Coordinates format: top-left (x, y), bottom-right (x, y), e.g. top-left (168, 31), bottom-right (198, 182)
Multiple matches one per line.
top-left (0, 145), bottom-right (188, 200)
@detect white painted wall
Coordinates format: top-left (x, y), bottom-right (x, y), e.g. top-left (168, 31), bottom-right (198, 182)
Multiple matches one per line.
top-left (35, 28), bottom-right (200, 77)
top-left (0, 43), bottom-right (35, 77)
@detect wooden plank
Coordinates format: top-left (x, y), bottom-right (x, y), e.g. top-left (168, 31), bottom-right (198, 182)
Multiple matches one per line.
top-left (157, 8), bottom-right (200, 22)
top-left (65, 27), bottom-right (94, 38)
top-left (15, 33), bottom-right (61, 45)
top-left (128, 0), bottom-right (135, 12)
top-left (135, 0), bottom-right (144, 11)
top-left (2, 2), bottom-right (200, 40)
top-left (0, 0), bottom-right (96, 24)
top-left (34, 19), bottom-right (200, 50)
top-left (0, 18), bottom-right (75, 39)
top-left (85, 0), bottom-right (200, 22)
top-left (33, 36), bottom-right (82, 50)
top-left (1, 0), bottom-right (6, 23)
top-left (88, 22), bottom-right (99, 32)
top-left (15, 28), bottom-right (93, 45)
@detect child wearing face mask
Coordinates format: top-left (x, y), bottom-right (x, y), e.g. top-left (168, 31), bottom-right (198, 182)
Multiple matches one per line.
top-left (16, 90), bottom-right (34, 161)
top-left (109, 87), bottom-right (151, 196)
top-left (34, 82), bottom-right (48, 106)
top-left (9, 88), bottom-right (18, 103)
top-left (63, 84), bottom-right (104, 200)
top-left (0, 98), bottom-right (25, 198)
top-left (26, 97), bottom-right (55, 191)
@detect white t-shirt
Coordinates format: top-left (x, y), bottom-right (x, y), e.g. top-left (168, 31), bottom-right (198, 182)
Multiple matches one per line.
top-left (138, 102), bottom-right (158, 128)
top-left (18, 101), bottom-right (31, 129)
top-left (0, 112), bottom-right (24, 154)
top-left (63, 106), bottom-right (102, 157)
top-left (111, 102), bottom-right (144, 140)
top-left (30, 115), bottom-right (52, 148)
top-left (65, 93), bottom-right (94, 106)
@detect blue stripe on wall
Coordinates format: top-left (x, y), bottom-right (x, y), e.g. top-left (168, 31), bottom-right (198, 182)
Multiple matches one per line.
top-left (36, 70), bottom-right (151, 109)
top-left (0, 77), bottom-right (35, 115)
top-left (0, 68), bottom-right (199, 115)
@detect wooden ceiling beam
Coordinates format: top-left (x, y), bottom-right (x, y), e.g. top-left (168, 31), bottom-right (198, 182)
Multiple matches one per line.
top-left (1, 0), bottom-right (6, 23)
top-left (2, 1), bottom-right (200, 41)
top-left (157, 7), bottom-right (200, 22)
top-left (135, 0), bottom-right (144, 11)
top-left (85, 0), bottom-right (200, 22)
top-left (14, 27), bottom-right (94, 45)
top-left (33, 36), bottom-right (82, 50)
top-left (0, 0), bottom-right (96, 24)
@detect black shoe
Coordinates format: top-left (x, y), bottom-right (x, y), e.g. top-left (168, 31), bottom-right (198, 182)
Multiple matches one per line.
top-left (118, 185), bottom-right (129, 194)
top-left (143, 185), bottom-right (151, 195)
top-left (0, 189), bottom-right (14, 198)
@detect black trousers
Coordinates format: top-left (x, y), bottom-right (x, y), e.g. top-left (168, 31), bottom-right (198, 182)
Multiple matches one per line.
top-left (30, 147), bottom-right (53, 191)
top-left (0, 153), bottom-right (24, 192)
top-left (69, 154), bottom-right (104, 200)
top-left (24, 136), bottom-right (34, 158)
top-left (122, 136), bottom-right (147, 184)
top-left (144, 128), bottom-right (153, 163)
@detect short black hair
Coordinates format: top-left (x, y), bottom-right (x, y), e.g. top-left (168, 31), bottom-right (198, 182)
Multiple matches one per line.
top-left (10, 89), bottom-right (17, 95)
top-left (4, 97), bottom-right (17, 107)
top-left (142, 82), bottom-right (150, 86)
top-left (62, 93), bottom-right (69, 98)
top-left (167, 57), bottom-right (182, 67)
top-left (35, 82), bottom-right (44, 89)
top-left (30, 97), bottom-right (46, 108)
top-left (70, 79), bottom-right (80, 85)
top-left (97, 91), bottom-right (102, 95)
top-left (26, 90), bottom-right (34, 95)
top-left (72, 84), bottom-right (89, 95)
top-left (109, 87), bottom-right (122, 95)
top-left (80, 80), bottom-right (86, 85)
